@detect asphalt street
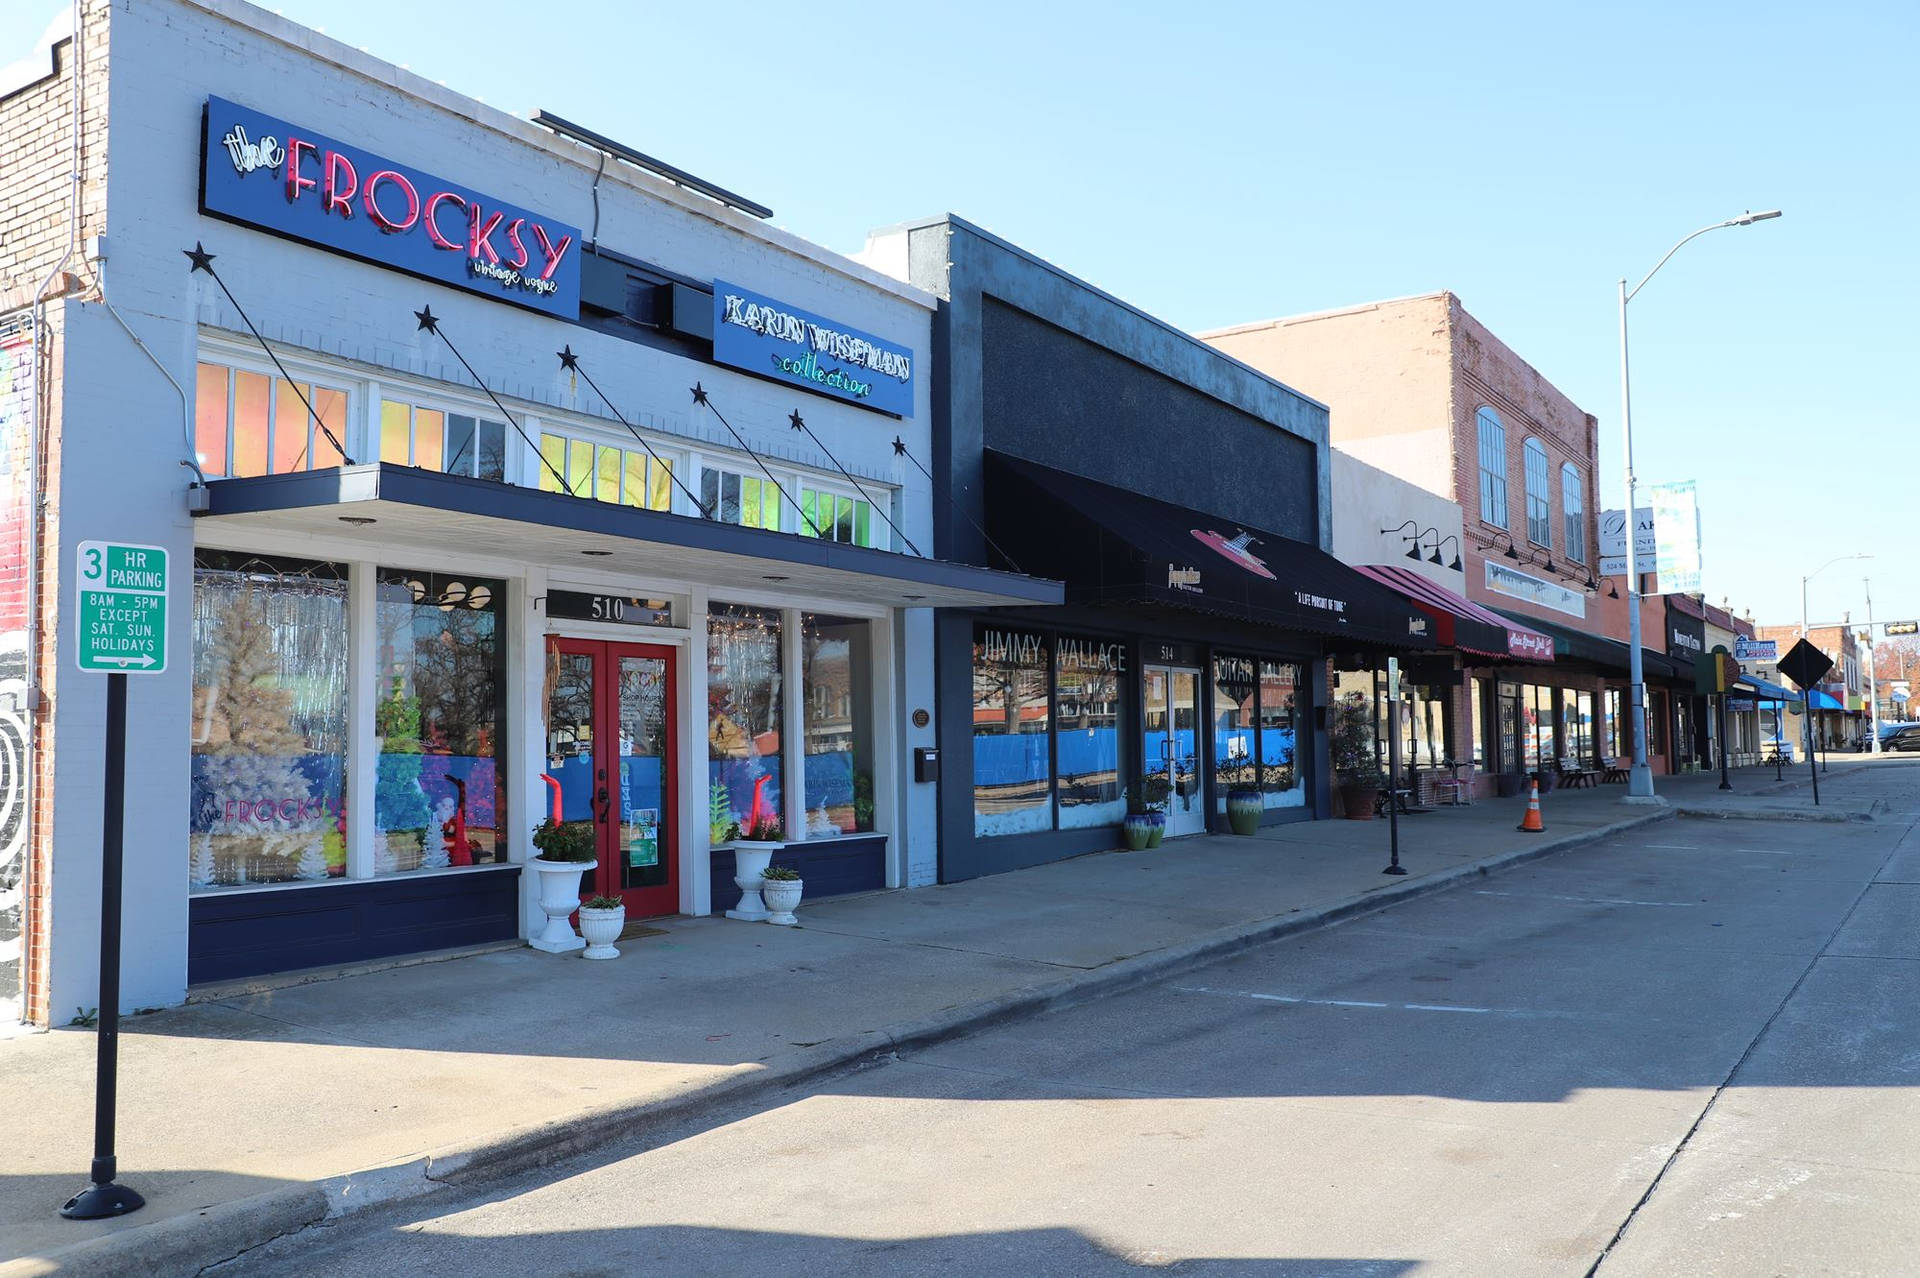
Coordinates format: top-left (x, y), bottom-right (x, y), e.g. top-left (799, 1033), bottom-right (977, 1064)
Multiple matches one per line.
top-left (222, 763), bottom-right (1920, 1277)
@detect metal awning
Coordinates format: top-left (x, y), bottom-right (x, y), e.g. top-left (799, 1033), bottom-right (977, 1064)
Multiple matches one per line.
top-left (1353, 563), bottom-right (1553, 660)
top-left (191, 465), bottom-right (1064, 610)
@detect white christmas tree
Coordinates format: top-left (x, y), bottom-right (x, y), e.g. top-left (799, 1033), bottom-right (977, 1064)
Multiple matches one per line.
top-left (188, 833), bottom-right (216, 889)
top-left (421, 797), bottom-right (454, 869)
top-left (373, 827), bottom-right (397, 875)
top-left (193, 585), bottom-right (324, 883)
top-left (294, 834), bottom-right (328, 881)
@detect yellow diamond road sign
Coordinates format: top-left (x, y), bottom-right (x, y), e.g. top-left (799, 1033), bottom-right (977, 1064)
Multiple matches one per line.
top-left (75, 540), bottom-right (168, 674)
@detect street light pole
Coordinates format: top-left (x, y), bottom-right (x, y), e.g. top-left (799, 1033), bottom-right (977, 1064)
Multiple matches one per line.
top-left (1866, 578), bottom-right (1881, 753)
top-left (1617, 209), bottom-right (1781, 803)
top-left (1799, 552), bottom-right (1870, 768)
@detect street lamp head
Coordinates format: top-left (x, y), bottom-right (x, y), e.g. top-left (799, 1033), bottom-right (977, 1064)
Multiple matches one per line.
top-left (1731, 209), bottom-right (1783, 226)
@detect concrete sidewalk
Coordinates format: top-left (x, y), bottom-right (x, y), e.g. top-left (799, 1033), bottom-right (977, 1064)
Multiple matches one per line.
top-left (0, 761), bottom-right (1882, 1277)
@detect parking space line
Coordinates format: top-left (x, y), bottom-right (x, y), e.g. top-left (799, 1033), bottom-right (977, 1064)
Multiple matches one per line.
top-left (1475, 890), bottom-right (1697, 907)
top-left (1174, 984), bottom-right (1570, 1019)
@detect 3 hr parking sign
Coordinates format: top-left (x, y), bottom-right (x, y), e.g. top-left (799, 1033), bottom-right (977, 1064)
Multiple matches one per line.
top-left (74, 541), bottom-right (169, 674)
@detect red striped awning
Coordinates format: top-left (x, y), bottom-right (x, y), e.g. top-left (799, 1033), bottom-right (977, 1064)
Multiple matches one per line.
top-left (1354, 563), bottom-right (1556, 661)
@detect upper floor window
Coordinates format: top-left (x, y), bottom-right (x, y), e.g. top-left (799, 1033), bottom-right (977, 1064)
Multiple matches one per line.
top-left (381, 399), bottom-right (507, 482)
top-left (1561, 462), bottom-right (1586, 563)
top-left (1523, 437), bottom-right (1551, 547)
top-left (801, 487), bottom-right (879, 548)
top-left (1476, 407), bottom-right (1507, 527)
top-left (195, 361), bottom-right (349, 478)
top-left (702, 465), bottom-right (784, 530)
top-left (539, 432), bottom-right (674, 511)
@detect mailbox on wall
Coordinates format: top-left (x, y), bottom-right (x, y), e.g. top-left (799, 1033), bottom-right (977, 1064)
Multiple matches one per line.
top-left (913, 747), bottom-right (940, 783)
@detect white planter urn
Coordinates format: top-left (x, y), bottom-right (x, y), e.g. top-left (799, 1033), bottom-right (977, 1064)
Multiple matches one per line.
top-left (761, 876), bottom-right (804, 927)
top-left (723, 842), bottom-right (785, 921)
top-left (528, 857), bottom-right (589, 953)
top-left (578, 904), bottom-right (626, 960)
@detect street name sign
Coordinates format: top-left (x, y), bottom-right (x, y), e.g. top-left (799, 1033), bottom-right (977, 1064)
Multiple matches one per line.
top-left (75, 541), bottom-right (168, 674)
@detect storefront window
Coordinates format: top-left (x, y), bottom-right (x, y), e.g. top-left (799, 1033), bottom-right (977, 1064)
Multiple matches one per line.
top-left (1572, 691), bottom-right (1595, 763)
top-left (385, 399), bottom-right (507, 482)
top-left (1401, 683), bottom-right (1453, 770)
top-left (1472, 679), bottom-right (1487, 770)
top-left (1056, 637), bottom-right (1127, 828)
top-left (973, 626), bottom-right (1051, 837)
top-left (1258, 660), bottom-right (1305, 808)
top-left (374, 570), bottom-right (507, 873)
top-left (801, 614), bottom-right (874, 836)
top-left (1498, 682), bottom-right (1520, 773)
top-left (801, 488), bottom-right (880, 548)
top-left (539, 432), bottom-right (673, 510)
top-left (702, 466), bottom-right (783, 530)
top-left (708, 605), bottom-right (784, 837)
top-left (1523, 684), bottom-right (1555, 769)
top-left (190, 554), bottom-right (348, 891)
top-left (1212, 656), bottom-right (1259, 809)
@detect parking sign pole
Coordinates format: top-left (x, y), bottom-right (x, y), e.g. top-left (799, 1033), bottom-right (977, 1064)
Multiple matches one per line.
top-left (1805, 691), bottom-right (1820, 807)
top-left (59, 672), bottom-right (144, 1219)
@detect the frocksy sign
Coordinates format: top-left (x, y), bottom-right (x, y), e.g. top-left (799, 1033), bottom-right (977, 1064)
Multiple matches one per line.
top-left (712, 281), bottom-right (913, 416)
top-left (200, 97), bottom-right (581, 319)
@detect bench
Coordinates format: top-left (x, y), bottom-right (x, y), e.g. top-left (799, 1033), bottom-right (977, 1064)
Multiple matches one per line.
top-left (1599, 758), bottom-right (1630, 784)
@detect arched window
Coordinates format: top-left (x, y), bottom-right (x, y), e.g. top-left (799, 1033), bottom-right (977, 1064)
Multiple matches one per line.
top-left (1476, 407), bottom-right (1507, 527)
top-left (1561, 462), bottom-right (1586, 563)
top-left (1523, 437), bottom-right (1551, 548)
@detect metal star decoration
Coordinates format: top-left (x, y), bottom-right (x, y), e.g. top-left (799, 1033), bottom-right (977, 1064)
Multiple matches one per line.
top-left (414, 305), bottom-right (439, 333)
top-left (789, 410), bottom-right (805, 432)
top-left (183, 242), bottom-right (216, 274)
top-left (690, 382), bottom-right (709, 407)
top-left (892, 436), bottom-right (907, 456)
top-left (557, 345), bottom-right (579, 371)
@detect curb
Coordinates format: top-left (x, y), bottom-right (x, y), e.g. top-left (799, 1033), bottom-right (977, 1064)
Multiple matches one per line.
top-left (1, 807), bottom-right (1679, 1277)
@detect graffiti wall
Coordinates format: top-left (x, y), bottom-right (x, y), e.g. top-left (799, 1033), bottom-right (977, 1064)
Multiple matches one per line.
top-left (0, 322), bottom-right (34, 1023)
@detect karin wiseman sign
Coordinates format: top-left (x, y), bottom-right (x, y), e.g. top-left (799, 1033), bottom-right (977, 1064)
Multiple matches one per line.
top-left (712, 280), bottom-right (914, 416)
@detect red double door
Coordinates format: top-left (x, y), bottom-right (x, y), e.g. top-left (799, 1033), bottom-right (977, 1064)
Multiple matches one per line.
top-left (543, 638), bottom-right (678, 918)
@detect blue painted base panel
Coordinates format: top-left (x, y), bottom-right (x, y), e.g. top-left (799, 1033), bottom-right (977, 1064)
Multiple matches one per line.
top-left (710, 835), bottom-right (887, 914)
top-left (189, 866), bottom-right (522, 984)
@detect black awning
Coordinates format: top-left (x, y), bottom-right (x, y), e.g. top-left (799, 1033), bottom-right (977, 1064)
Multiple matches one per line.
top-left (986, 451), bottom-right (1435, 649)
top-left (1489, 608), bottom-right (1688, 680)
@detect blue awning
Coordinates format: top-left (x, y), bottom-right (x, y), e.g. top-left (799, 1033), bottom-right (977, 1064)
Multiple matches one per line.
top-left (1738, 674), bottom-right (1800, 702)
top-left (1809, 689), bottom-right (1845, 711)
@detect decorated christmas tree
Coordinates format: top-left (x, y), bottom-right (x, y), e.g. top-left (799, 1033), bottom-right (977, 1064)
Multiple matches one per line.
top-left (375, 671), bottom-right (431, 868)
top-left (194, 585), bottom-right (323, 882)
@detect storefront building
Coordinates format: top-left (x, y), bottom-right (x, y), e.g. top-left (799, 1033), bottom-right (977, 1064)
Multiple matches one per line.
top-left (1, 1), bottom-right (1059, 1021)
top-left (855, 217), bottom-right (1434, 880)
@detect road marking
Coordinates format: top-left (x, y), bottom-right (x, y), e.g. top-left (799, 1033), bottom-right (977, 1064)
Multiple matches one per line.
top-left (1174, 984), bottom-right (1572, 1019)
top-left (1647, 844), bottom-right (1699, 850)
top-left (1475, 890), bottom-right (1697, 907)
top-left (1736, 848), bottom-right (1794, 856)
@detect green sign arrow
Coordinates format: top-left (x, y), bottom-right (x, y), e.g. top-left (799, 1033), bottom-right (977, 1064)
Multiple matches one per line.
top-left (75, 541), bottom-right (168, 675)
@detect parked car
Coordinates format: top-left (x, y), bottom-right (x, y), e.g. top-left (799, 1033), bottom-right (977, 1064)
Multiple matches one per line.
top-left (1884, 724), bottom-right (1920, 753)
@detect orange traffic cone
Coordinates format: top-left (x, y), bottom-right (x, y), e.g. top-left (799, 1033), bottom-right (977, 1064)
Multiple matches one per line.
top-left (1517, 778), bottom-right (1545, 833)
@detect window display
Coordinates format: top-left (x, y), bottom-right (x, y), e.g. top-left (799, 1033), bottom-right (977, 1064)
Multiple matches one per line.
top-left (1219, 655), bottom-right (1306, 812)
top-left (972, 626), bottom-right (1051, 836)
top-left (374, 570), bottom-right (507, 873)
top-left (708, 605), bottom-right (784, 838)
top-left (1056, 637), bottom-right (1127, 828)
top-left (802, 614), bottom-right (874, 836)
top-left (189, 553), bottom-right (348, 891)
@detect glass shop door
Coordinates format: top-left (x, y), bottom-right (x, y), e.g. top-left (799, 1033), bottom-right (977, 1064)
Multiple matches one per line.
top-left (544, 638), bottom-right (678, 918)
top-left (1144, 665), bottom-right (1206, 838)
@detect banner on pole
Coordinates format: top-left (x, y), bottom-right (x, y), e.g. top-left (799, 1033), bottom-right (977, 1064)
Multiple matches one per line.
top-left (1646, 481), bottom-right (1702, 594)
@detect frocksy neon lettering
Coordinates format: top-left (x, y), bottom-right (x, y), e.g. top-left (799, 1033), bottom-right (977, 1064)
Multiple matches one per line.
top-left (201, 96), bottom-right (581, 319)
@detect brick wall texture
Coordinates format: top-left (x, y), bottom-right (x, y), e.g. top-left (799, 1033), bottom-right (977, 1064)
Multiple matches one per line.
top-left (1, 1), bottom-right (109, 1026)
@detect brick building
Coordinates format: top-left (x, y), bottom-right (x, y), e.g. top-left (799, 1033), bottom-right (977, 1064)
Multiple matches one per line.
top-left (1752, 622), bottom-right (1866, 751)
top-left (1198, 293), bottom-right (1686, 795)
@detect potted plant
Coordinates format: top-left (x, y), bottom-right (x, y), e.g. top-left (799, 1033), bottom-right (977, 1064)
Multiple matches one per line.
top-left (759, 864), bottom-right (804, 926)
top-left (1121, 785), bottom-right (1157, 851)
top-left (1137, 774), bottom-right (1171, 847)
top-left (577, 894), bottom-right (626, 960)
top-left (1223, 759), bottom-right (1263, 837)
top-left (719, 814), bottom-right (790, 922)
top-left (1331, 696), bottom-right (1382, 821)
top-left (529, 818), bottom-right (595, 953)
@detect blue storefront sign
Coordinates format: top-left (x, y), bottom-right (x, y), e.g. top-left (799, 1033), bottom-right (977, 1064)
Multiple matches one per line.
top-left (712, 280), bottom-right (913, 416)
top-left (200, 96), bottom-right (581, 320)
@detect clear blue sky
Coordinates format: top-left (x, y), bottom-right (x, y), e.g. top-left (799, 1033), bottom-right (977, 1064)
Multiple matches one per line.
top-left (9, 1), bottom-right (1916, 630)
